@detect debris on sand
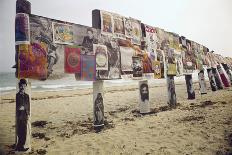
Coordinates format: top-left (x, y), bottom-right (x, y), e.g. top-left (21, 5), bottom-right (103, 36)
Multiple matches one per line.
top-left (32, 121), bottom-right (49, 128)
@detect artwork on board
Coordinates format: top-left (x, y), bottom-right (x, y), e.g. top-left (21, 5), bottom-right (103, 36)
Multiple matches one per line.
top-left (124, 17), bottom-right (133, 38)
top-left (81, 55), bottom-right (96, 81)
top-left (203, 46), bottom-right (211, 68)
top-left (182, 40), bottom-right (197, 74)
top-left (141, 51), bottom-right (153, 73)
top-left (93, 44), bottom-right (108, 70)
top-left (18, 43), bottom-right (47, 80)
top-left (153, 60), bottom-right (161, 79)
top-left (168, 32), bottom-right (180, 51)
top-left (175, 52), bottom-right (184, 76)
top-left (100, 10), bottom-right (113, 35)
top-left (97, 35), bottom-right (121, 80)
top-left (167, 63), bottom-right (177, 76)
top-left (52, 22), bottom-right (74, 45)
top-left (156, 48), bottom-right (166, 78)
top-left (132, 56), bottom-right (143, 78)
top-left (195, 43), bottom-right (204, 71)
top-left (112, 13), bottom-right (125, 39)
top-left (120, 46), bottom-right (134, 72)
top-left (130, 18), bottom-right (142, 45)
top-left (15, 13), bottom-right (30, 45)
top-left (30, 15), bottom-right (66, 80)
top-left (77, 27), bottom-right (99, 55)
top-left (144, 24), bottom-right (158, 53)
top-left (64, 46), bottom-right (81, 73)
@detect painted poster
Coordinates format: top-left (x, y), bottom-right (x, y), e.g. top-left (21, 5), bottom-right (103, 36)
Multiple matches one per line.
top-left (124, 17), bottom-right (133, 38)
top-left (18, 43), bottom-right (47, 80)
top-left (93, 81), bottom-right (104, 127)
top-left (130, 18), bottom-right (142, 45)
top-left (64, 46), bottom-right (81, 73)
top-left (120, 46), bottom-right (134, 72)
top-left (185, 75), bottom-right (195, 100)
top-left (97, 35), bottom-right (121, 79)
top-left (47, 45), bottom-right (65, 79)
top-left (142, 51), bottom-right (153, 73)
top-left (156, 49), bottom-right (166, 78)
top-left (182, 40), bottom-right (196, 74)
top-left (30, 15), bottom-right (66, 80)
top-left (203, 46), bottom-right (211, 67)
top-left (53, 22), bottom-right (74, 45)
top-left (144, 24), bottom-right (158, 53)
top-left (138, 80), bottom-right (150, 114)
top-left (77, 27), bottom-right (99, 55)
top-left (167, 75), bottom-right (177, 107)
top-left (93, 44), bottom-right (108, 70)
top-left (132, 56), bottom-right (143, 78)
top-left (100, 10), bottom-right (113, 35)
top-left (107, 38), bottom-right (121, 79)
top-left (15, 79), bottom-right (31, 152)
top-left (198, 70), bottom-right (207, 94)
top-left (153, 61), bottom-right (161, 79)
top-left (81, 55), bottom-right (96, 81)
top-left (207, 52), bottom-right (218, 68)
top-left (180, 36), bottom-right (187, 49)
top-left (112, 13), bottom-right (125, 39)
top-left (175, 51), bottom-right (184, 76)
top-left (15, 13), bottom-right (30, 45)
top-left (195, 43), bottom-right (204, 70)
top-left (168, 32), bottom-right (180, 52)
top-left (200, 45), bottom-right (207, 66)
top-left (167, 64), bottom-right (177, 76)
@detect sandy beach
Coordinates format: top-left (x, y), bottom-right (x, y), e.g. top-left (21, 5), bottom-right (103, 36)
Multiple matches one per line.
top-left (0, 81), bottom-right (232, 155)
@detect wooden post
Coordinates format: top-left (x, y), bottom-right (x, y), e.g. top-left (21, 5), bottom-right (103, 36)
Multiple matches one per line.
top-left (217, 64), bottom-right (230, 87)
top-left (222, 63), bottom-right (232, 85)
top-left (15, 0), bottom-right (31, 153)
top-left (185, 74), bottom-right (195, 100)
top-left (93, 80), bottom-right (104, 130)
top-left (138, 80), bottom-right (150, 114)
top-left (212, 67), bottom-right (224, 89)
top-left (207, 68), bottom-right (217, 91)
top-left (15, 79), bottom-right (31, 152)
top-left (198, 70), bottom-right (207, 95)
top-left (166, 75), bottom-right (177, 108)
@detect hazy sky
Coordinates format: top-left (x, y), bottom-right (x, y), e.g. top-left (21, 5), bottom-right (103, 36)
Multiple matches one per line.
top-left (0, 0), bottom-right (231, 72)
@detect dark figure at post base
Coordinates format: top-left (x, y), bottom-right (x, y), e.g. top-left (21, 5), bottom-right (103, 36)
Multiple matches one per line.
top-left (185, 75), bottom-right (195, 100)
top-left (94, 93), bottom-right (104, 127)
top-left (16, 79), bottom-right (30, 152)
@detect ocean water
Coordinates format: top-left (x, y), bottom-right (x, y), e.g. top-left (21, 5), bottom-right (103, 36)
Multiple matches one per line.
top-left (0, 72), bottom-right (199, 95)
top-left (0, 72), bottom-right (137, 95)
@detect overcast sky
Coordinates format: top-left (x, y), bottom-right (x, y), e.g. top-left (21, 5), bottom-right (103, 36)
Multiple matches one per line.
top-left (0, 0), bottom-right (231, 72)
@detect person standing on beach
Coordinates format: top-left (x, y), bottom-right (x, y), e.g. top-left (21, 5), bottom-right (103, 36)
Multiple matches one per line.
top-left (16, 79), bottom-right (30, 151)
